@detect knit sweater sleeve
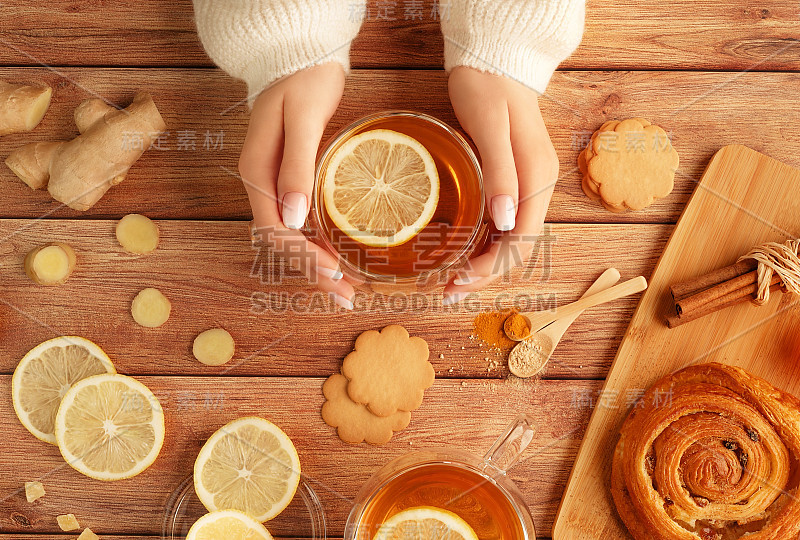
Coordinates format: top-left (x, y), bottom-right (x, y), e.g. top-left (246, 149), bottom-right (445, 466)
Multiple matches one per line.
top-left (441, 0), bottom-right (585, 94)
top-left (193, 0), bottom-right (366, 99)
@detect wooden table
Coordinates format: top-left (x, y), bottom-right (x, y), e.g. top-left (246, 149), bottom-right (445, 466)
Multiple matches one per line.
top-left (0, 2), bottom-right (798, 539)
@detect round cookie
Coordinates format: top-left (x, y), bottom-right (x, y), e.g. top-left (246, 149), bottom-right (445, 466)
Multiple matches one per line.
top-left (321, 374), bottom-right (411, 445)
top-left (342, 325), bottom-right (434, 417)
top-left (582, 117), bottom-right (678, 212)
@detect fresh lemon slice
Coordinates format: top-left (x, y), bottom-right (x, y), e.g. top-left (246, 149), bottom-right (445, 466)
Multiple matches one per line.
top-left (323, 129), bottom-right (440, 247)
top-left (12, 336), bottom-right (116, 444)
top-left (373, 507), bottom-right (479, 540)
top-left (54, 373), bottom-right (165, 481)
top-left (186, 510), bottom-right (274, 540)
top-left (194, 417), bottom-right (301, 522)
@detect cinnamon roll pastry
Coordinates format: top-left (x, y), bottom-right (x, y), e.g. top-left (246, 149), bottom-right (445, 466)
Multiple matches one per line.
top-left (611, 363), bottom-right (800, 540)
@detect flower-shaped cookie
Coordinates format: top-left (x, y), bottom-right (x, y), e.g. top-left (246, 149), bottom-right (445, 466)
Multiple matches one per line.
top-left (583, 118), bottom-right (678, 211)
top-left (342, 325), bottom-right (433, 417)
top-left (321, 374), bottom-right (411, 445)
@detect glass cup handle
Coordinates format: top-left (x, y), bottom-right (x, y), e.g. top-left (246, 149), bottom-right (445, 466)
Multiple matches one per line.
top-left (482, 414), bottom-right (536, 476)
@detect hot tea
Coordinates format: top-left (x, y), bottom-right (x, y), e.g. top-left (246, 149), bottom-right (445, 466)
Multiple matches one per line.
top-left (353, 462), bottom-right (526, 540)
top-left (313, 111), bottom-right (486, 288)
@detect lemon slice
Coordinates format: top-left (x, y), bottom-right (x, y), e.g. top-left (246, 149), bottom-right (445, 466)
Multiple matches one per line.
top-left (373, 507), bottom-right (479, 540)
top-left (323, 129), bottom-right (440, 247)
top-left (54, 373), bottom-right (165, 481)
top-left (194, 417), bottom-right (301, 522)
top-left (12, 336), bottom-right (116, 444)
top-left (186, 510), bottom-right (274, 540)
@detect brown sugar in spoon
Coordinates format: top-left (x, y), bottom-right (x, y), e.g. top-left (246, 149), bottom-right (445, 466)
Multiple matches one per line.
top-left (507, 269), bottom-right (622, 378)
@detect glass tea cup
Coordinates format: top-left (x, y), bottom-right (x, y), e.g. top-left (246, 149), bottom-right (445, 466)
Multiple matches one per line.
top-left (309, 111), bottom-right (489, 294)
top-left (162, 475), bottom-right (327, 539)
top-left (344, 415), bottom-right (537, 539)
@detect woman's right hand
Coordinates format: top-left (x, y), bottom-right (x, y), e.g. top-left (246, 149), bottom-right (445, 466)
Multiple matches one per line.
top-left (238, 62), bottom-right (355, 310)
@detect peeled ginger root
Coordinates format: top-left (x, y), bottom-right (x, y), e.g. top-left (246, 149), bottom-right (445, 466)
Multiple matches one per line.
top-left (0, 81), bottom-right (52, 136)
top-left (25, 243), bottom-right (76, 285)
top-left (116, 214), bottom-right (160, 254)
top-left (131, 288), bottom-right (171, 328)
top-left (5, 92), bottom-right (166, 211)
top-left (193, 328), bottom-right (235, 366)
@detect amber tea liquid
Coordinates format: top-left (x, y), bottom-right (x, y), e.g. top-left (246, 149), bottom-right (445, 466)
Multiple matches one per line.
top-left (354, 463), bottom-right (526, 540)
top-left (316, 113), bottom-right (485, 281)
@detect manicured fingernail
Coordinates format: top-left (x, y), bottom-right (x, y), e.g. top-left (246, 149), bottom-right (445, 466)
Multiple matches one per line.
top-left (332, 293), bottom-right (354, 310)
top-left (442, 291), bottom-right (471, 306)
top-left (282, 192), bottom-right (308, 230)
top-left (316, 266), bottom-right (343, 280)
top-left (453, 274), bottom-right (482, 286)
top-left (491, 195), bottom-right (516, 232)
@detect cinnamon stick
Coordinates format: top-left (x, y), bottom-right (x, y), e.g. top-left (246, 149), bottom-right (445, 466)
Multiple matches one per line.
top-left (670, 259), bottom-right (757, 301)
top-left (667, 278), bottom-right (782, 328)
top-left (676, 270), bottom-right (760, 316)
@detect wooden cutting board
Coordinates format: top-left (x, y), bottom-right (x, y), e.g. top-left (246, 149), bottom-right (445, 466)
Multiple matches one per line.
top-left (553, 145), bottom-right (800, 539)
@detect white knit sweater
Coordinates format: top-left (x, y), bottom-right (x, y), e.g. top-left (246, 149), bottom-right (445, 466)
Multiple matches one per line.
top-left (193, 0), bottom-right (585, 99)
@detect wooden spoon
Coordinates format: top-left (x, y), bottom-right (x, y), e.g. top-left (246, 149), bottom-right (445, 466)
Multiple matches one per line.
top-left (508, 268), bottom-right (621, 378)
top-left (506, 275), bottom-right (648, 340)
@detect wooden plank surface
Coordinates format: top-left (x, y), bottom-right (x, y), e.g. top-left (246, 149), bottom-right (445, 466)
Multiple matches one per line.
top-left (0, 1), bottom-right (798, 71)
top-left (0, 220), bottom-right (669, 380)
top-left (1, 68), bottom-right (799, 223)
top-left (0, 376), bottom-right (601, 537)
top-left (554, 146), bottom-right (800, 538)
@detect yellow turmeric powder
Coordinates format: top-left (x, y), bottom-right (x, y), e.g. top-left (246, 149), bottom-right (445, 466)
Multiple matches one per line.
top-left (504, 313), bottom-right (531, 341)
top-left (472, 309), bottom-right (518, 351)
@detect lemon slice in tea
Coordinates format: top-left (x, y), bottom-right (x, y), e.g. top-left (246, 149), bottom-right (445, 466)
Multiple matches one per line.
top-left (186, 510), bottom-right (274, 540)
top-left (373, 506), bottom-right (479, 540)
top-left (54, 373), bottom-right (165, 480)
top-left (323, 129), bottom-right (440, 247)
top-left (12, 336), bottom-right (116, 444)
top-left (194, 416), bottom-right (301, 522)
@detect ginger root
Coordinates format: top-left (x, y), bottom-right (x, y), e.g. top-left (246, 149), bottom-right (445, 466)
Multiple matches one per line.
top-left (5, 92), bottom-right (166, 211)
top-left (131, 288), bottom-right (171, 328)
top-left (116, 214), bottom-right (160, 254)
top-left (193, 328), bottom-right (235, 366)
top-left (0, 81), bottom-right (52, 136)
top-left (25, 243), bottom-right (76, 286)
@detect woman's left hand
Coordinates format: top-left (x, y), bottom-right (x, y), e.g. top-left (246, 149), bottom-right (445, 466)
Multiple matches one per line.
top-left (443, 66), bottom-right (560, 305)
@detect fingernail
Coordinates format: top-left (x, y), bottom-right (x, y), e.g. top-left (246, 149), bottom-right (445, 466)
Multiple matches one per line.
top-left (442, 291), bottom-right (471, 306)
top-left (282, 192), bottom-right (308, 230)
top-left (491, 195), bottom-right (516, 232)
top-left (453, 274), bottom-right (482, 286)
top-left (316, 266), bottom-right (344, 280)
top-left (332, 293), bottom-right (354, 310)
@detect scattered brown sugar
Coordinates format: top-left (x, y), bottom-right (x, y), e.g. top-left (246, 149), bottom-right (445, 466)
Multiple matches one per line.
top-left (504, 313), bottom-right (531, 341)
top-left (472, 309), bottom-right (518, 351)
top-left (24, 481), bottom-right (45, 503)
top-left (78, 528), bottom-right (99, 540)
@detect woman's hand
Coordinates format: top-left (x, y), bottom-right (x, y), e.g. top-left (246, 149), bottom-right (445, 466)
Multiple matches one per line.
top-left (238, 62), bottom-right (355, 309)
top-left (443, 66), bottom-right (560, 305)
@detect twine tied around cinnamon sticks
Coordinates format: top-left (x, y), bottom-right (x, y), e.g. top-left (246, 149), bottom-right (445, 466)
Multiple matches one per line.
top-left (667, 238), bottom-right (800, 328)
top-left (742, 239), bottom-right (800, 304)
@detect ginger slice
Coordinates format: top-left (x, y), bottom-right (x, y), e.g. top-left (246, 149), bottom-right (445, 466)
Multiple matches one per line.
top-left (131, 288), bottom-right (171, 328)
top-left (56, 513), bottom-right (80, 531)
top-left (25, 243), bottom-right (76, 285)
top-left (24, 481), bottom-right (45, 503)
top-left (0, 81), bottom-right (52, 136)
top-left (193, 328), bottom-right (235, 366)
top-left (116, 214), bottom-right (160, 254)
